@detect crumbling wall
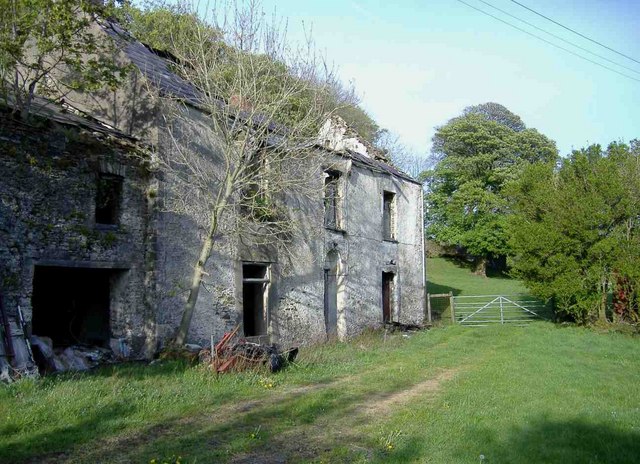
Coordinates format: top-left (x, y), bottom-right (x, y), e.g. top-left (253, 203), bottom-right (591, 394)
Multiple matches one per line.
top-left (268, 197), bottom-right (327, 346)
top-left (0, 114), bottom-right (153, 364)
top-left (318, 116), bottom-right (370, 157)
top-left (54, 21), bottom-right (426, 350)
top-left (270, 150), bottom-right (425, 346)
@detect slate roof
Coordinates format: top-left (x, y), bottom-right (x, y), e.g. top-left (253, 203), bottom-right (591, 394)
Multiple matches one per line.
top-left (345, 149), bottom-right (421, 185)
top-left (102, 20), bottom-right (203, 107)
top-left (100, 19), bottom-right (420, 185)
top-left (2, 95), bottom-right (136, 145)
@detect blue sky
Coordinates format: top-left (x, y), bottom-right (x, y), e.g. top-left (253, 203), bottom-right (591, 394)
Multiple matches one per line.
top-left (259, 0), bottom-right (640, 157)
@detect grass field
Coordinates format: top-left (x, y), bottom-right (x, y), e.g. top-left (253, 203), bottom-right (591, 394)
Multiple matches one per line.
top-left (426, 257), bottom-right (531, 323)
top-left (1, 323), bottom-right (639, 463)
top-left (426, 257), bottom-right (527, 296)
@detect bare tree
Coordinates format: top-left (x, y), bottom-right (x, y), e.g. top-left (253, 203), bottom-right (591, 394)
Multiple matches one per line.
top-left (147, 0), bottom-right (339, 345)
top-left (375, 129), bottom-right (431, 180)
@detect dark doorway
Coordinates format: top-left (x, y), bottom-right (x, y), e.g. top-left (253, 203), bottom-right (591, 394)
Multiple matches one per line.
top-left (324, 251), bottom-right (339, 337)
top-left (31, 266), bottom-right (120, 347)
top-left (382, 272), bottom-right (394, 323)
top-left (242, 264), bottom-right (269, 337)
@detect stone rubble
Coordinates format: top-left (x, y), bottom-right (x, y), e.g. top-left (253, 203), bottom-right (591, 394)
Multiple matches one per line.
top-left (31, 335), bottom-right (115, 373)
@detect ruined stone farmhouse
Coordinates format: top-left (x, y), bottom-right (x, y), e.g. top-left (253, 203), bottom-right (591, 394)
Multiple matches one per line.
top-left (0, 19), bottom-right (425, 373)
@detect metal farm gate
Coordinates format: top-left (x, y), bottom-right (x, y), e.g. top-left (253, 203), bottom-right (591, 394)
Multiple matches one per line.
top-left (452, 295), bottom-right (553, 326)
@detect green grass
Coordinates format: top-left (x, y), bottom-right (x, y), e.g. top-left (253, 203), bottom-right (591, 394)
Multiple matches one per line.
top-left (1, 324), bottom-right (639, 463)
top-left (427, 257), bottom-right (527, 296)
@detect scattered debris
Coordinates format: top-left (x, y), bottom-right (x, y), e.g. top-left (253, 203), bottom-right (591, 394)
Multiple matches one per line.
top-left (158, 344), bottom-right (200, 363)
top-left (383, 321), bottom-right (424, 333)
top-left (184, 343), bottom-right (203, 353)
top-left (31, 335), bottom-right (115, 374)
top-left (0, 296), bottom-right (38, 380)
top-left (31, 335), bottom-right (55, 373)
top-left (110, 338), bottom-right (131, 359)
top-left (0, 355), bottom-right (10, 382)
top-left (200, 326), bottom-right (298, 373)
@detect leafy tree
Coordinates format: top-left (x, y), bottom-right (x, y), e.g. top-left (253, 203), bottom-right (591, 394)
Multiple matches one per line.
top-left (0, 0), bottom-right (127, 118)
top-left (425, 105), bottom-right (557, 275)
top-left (508, 141), bottom-right (640, 323)
top-left (375, 128), bottom-right (430, 179)
top-left (463, 102), bottom-right (526, 132)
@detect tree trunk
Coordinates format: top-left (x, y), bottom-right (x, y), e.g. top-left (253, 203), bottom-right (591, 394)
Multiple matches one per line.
top-left (598, 278), bottom-right (608, 322)
top-left (173, 214), bottom-right (218, 346)
top-left (20, 81), bottom-right (37, 120)
top-left (172, 173), bottom-right (235, 347)
top-left (473, 256), bottom-right (487, 277)
top-left (598, 297), bottom-right (607, 322)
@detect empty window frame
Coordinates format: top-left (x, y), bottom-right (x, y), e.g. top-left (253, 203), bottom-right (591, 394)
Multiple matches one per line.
top-left (241, 151), bottom-right (276, 221)
top-left (95, 173), bottom-right (123, 225)
top-left (383, 191), bottom-right (396, 240)
top-left (242, 263), bottom-right (270, 337)
top-left (324, 170), bottom-right (342, 229)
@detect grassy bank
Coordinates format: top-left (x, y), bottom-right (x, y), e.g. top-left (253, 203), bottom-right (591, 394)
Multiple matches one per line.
top-left (427, 257), bottom-right (527, 296)
top-left (1, 323), bottom-right (639, 463)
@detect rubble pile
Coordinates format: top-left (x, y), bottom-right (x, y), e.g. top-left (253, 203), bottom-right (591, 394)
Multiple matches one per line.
top-left (383, 321), bottom-right (424, 333)
top-left (31, 335), bottom-right (115, 374)
top-left (201, 326), bottom-right (298, 373)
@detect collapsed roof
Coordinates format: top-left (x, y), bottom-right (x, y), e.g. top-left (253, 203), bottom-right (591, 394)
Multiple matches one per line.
top-left (2, 94), bottom-right (136, 146)
top-left (100, 19), bottom-right (420, 185)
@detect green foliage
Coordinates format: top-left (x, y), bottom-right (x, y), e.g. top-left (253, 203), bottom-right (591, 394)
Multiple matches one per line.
top-left (117, 3), bottom-right (316, 128)
top-left (115, 2), bottom-right (209, 54)
top-left (116, 2), bottom-right (379, 138)
top-left (508, 141), bottom-right (640, 322)
top-left (462, 101), bottom-right (526, 132)
top-left (0, 0), bottom-right (128, 117)
top-left (426, 256), bottom-right (527, 296)
top-left (335, 102), bottom-right (379, 142)
top-left (425, 106), bottom-right (558, 270)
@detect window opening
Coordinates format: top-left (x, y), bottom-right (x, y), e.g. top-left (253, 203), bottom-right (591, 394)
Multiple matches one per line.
top-left (95, 173), bottom-right (123, 225)
top-left (242, 152), bottom-right (274, 221)
top-left (242, 264), bottom-right (269, 337)
top-left (383, 191), bottom-right (396, 240)
top-left (324, 170), bottom-right (341, 229)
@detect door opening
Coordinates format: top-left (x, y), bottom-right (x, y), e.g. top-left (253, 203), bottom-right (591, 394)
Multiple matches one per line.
top-left (323, 269), bottom-right (338, 337)
top-left (382, 272), bottom-right (394, 323)
top-left (31, 266), bottom-right (121, 347)
top-left (242, 264), bottom-right (269, 337)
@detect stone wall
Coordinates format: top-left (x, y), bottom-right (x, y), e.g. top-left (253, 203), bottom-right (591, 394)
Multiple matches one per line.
top-left (0, 114), bottom-right (154, 365)
top-left (270, 150), bottom-right (425, 346)
top-left (148, 106), bottom-right (241, 348)
top-left (147, 124), bottom-right (426, 349)
top-left (0, 108), bottom-right (425, 358)
top-left (52, 22), bottom-right (426, 350)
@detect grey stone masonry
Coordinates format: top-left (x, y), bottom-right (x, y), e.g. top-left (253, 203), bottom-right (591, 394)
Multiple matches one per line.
top-left (0, 109), bottom-right (155, 368)
top-left (1, 17), bottom-right (425, 367)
